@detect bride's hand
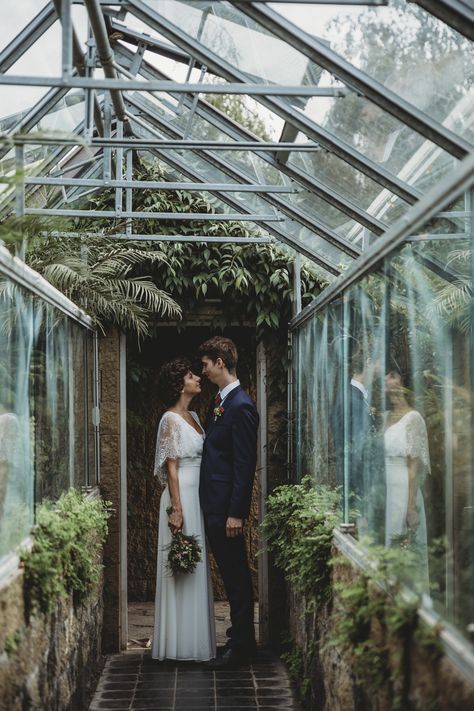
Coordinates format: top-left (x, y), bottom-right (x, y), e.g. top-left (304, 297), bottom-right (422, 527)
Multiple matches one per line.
top-left (407, 507), bottom-right (419, 530)
top-left (168, 508), bottom-right (183, 535)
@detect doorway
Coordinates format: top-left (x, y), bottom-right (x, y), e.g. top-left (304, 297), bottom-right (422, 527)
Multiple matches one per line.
top-left (122, 326), bottom-right (267, 649)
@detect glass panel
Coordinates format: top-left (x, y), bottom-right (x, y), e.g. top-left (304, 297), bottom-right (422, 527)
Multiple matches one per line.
top-left (0, 279), bottom-right (35, 558)
top-left (288, 150), bottom-right (410, 228)
top-left (5, 19), bottom-right (61, 77)
top-left (143, 0), bottom-right (311, 85)
top-left (0, 257), bottom-right (96, 563)
top-left (293, 185), bottom-right (474, 640)
top-left (288, 2), bottom-right (474, 143)
top-left (0, 1), bottom-right (49, 49)
top-left (301, 95), bottom-right (458, 193)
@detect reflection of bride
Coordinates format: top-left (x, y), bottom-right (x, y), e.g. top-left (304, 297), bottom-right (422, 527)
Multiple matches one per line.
top-left (384, 371), bottom-right (430, 570)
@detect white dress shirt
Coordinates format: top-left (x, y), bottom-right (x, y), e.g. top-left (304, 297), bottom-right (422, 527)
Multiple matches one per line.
top-left (218, 379), bottom-right (240, 404)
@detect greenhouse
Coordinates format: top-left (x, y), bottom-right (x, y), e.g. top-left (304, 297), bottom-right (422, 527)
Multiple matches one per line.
top-left (0, 1), bottom-right (473, 709)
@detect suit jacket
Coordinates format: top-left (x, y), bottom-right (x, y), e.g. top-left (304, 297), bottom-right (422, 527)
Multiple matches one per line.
top-left (199, 385), bottom-right (259, 522)
top-left (330, 383), bottom-right (369, 493)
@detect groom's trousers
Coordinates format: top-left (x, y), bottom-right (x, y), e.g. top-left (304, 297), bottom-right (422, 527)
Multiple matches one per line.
top-left (205, 517), bottom-right (255, 651)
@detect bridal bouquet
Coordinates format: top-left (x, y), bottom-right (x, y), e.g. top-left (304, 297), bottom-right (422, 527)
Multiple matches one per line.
top-left (165, 508), bottom-right (202, 575)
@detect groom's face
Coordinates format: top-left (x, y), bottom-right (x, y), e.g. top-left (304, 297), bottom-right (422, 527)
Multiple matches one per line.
top-left (201, 356), bottom-right (220, 385)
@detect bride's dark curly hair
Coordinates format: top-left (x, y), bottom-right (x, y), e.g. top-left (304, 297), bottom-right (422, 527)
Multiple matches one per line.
top-left (157, 357), bottom-right (192, 407)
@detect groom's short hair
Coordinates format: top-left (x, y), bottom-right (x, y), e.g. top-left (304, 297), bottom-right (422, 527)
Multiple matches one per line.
top-left (199, 337), bottom-right (238, 374)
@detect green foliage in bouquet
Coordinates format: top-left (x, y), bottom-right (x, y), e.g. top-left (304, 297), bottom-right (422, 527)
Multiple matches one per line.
top-left (165, 532), bottom-right (202, 576)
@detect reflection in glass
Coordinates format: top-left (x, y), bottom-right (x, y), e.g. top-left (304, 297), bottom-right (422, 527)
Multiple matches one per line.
top-left (293, 190), bottom-right (474, 638)
top-left (0, 268), bottom-right (97, 563)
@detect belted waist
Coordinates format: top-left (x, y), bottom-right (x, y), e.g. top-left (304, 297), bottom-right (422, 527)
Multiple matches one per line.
top-left (179, 456), bottom-right (201, 467)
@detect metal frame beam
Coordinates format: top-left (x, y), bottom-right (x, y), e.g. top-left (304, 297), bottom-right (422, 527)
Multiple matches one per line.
top-left (290, 150), bottom-right (474, 329)
top-left (0, 75), bottom-right (357, 97)
top-left (409, 0), bottom-right (474, 42)
top-left (235, 1), bottom-right (471, 159)
top-left (25, 207), bottom-right (283, 221)
top-left (116, 44), bottom-right (387, 235)
top-left (7, 135), bottom-right (320, 151)
top-left (125, 0), bottom-right (421, 205)
top-left (24, 176), bottom-right (297, 193)
top-left (41, 231), bottom-right (274, 244)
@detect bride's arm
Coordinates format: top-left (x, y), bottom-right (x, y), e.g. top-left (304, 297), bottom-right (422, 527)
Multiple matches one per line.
top-left (406, 456), bottom-right (419, 530)
top-left (166, 458), bottom-right (183, 534)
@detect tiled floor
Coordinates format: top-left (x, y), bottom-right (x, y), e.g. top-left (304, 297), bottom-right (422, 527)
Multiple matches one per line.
top-left (89, 648), bottom-right (299, 710)
top-left (89, 603), bottom-right (299, 710)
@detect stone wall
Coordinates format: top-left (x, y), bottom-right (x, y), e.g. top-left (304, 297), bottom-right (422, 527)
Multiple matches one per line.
top-left (287, 542), bottom-right (474, 711)
top-left (0, 569), bottom-right (103, 711)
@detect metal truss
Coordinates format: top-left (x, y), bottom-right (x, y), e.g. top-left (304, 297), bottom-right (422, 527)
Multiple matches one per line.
top-left (116, 43), bottom-right (387, 236)
top-left (25, 177), bottom-right (298, 193)
top-left (124, 0), bottom-right (421, 205)
top-left (122, 93), bottom-right (360, 259)
top-left (42, 231), bottom-right (275, 244)
top-left (0, 0), bottom-right (472, 271)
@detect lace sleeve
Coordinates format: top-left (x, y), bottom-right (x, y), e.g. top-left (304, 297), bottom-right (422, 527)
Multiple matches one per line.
top-left (153, 413), bottom-right (183, 484)
top-left (406, 411), bottom-right (431, 475)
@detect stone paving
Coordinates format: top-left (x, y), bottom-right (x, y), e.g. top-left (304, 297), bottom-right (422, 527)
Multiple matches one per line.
top-left (89, 648), bottom-right (300, 710)
top-left (89, 602), bottom-right (299, 710)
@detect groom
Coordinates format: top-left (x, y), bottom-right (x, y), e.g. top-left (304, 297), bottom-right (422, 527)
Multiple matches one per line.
top-left (198, 336), bottom-right (259, 667)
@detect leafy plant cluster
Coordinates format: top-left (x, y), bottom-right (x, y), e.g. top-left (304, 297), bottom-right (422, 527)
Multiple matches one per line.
top-left (262, 476), bottom-right (340, 608)
top-left (262, 480), bottom-right (444, 709)
top-left (330, 545), bottom-right (443, 710)
top-left (20, 489), bottom-right (110, 615)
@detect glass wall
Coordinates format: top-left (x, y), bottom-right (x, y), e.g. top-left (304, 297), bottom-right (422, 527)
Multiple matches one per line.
top-left (293, 189), bottom-right (474, 639)
top-left (0, 264), bottom-right (97, 563)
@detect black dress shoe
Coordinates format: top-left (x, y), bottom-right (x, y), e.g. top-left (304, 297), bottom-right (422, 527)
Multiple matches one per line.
top-left (203, 647), bottom-right (253, 669)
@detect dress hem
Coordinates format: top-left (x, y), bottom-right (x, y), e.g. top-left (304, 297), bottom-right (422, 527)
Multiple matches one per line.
top-left (152, 655), bottom-right (215, 662)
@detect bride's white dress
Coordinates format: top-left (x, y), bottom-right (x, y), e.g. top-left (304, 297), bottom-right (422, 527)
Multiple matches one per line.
top-left (384, 409), bottom-right (430, 586)
top-left (152, 411), bottom-right (216, 661)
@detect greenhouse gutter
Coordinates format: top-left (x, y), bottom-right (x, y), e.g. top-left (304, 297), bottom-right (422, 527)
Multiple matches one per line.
top-left (290, 151), bottom-right (474, 330)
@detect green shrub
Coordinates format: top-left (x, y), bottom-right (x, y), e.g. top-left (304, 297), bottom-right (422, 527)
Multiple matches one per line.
top-left (20, 489), bottom-right (110, 615)
top-left (261, 476), bottom-right (340, 607)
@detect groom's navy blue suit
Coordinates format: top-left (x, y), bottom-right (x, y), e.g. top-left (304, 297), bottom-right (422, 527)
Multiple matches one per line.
top-left (200, 385), bottom-right (259, 652)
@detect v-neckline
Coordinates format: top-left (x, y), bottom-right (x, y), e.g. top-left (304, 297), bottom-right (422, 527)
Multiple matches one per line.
top-left (171, 411), bottom-right (204, 436)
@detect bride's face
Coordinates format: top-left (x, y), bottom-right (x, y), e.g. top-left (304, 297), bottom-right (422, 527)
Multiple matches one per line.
top-left (182, 370), bottom-right (201, 396)
top-left (385, 371), bottom-right (404, 402)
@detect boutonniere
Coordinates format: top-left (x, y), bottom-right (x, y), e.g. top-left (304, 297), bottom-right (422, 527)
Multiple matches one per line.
top-left (213, 405), bottom-right (224, 421)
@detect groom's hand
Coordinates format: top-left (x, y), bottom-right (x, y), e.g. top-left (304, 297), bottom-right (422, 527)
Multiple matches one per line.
top-left (226, 516), bottom-right (244, 538)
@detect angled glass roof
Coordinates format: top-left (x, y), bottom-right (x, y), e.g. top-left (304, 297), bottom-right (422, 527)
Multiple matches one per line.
top-left (0, 0), bottom-right (472, 282)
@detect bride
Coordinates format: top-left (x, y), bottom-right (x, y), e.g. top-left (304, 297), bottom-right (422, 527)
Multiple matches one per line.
top-left (151, 357), bottom-right (216, 661)
top-left (384, 370), bottom-right (430, 587)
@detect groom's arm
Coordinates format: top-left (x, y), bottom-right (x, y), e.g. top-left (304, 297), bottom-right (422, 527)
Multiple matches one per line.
top-left (228, 401), bottom-right (259, 521)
